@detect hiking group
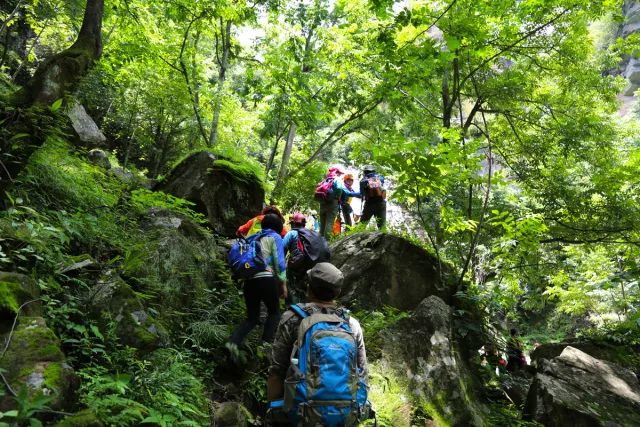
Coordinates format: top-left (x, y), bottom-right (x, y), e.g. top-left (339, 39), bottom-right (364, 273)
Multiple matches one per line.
top-left (226, 188), bottom-right (375, 426)
top-left (314, 165), bottom-right (387, 238)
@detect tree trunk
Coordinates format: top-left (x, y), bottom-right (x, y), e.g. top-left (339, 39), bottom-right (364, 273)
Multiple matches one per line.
top-left (274, 123), bottom-right (297, 192)
top-left (14, 0), bottom-right (103, 106)
top-left (209, 19), bottom-right (232, 147)
top-left (1, 0), bottom-right (104, 201)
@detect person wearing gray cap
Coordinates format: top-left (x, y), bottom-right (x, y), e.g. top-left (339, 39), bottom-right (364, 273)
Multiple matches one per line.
top-left (266, 262), bottom-right (370, 426)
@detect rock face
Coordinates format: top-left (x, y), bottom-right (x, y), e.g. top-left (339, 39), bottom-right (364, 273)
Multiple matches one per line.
top-left (154, 151), bottom-right (264, 237)
top-left (0, 317), bottom-right (77, 412)
top-left (380, 296), bottom-right (485, 426)
top-left (66, 103), bottom-right (106, 145)
top-left (531, 341), bottom-right (640, 371)
top-left (524, 346), bottom-right (640, 426)
top-left (86, 271), bottom-right (168, 352)
top-left (330, 232), bottom-right (453, 310)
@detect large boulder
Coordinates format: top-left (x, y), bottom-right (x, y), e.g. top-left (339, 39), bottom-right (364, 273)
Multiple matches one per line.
top-left (331, 232), bottom-right (453, 310)
top-left (86, 271), bottom-right (168, 352)
top-left (379, 295), bottom-right (485, 426)
top-left (154, 151), bottom-right (264, 237)
top-left (531, 341), bottom-right (640, 372)
top-left (66, 102), bottom-right (106, 145)
top-left (0, 317), bottom-right (77, 412)
top-left (524, 346), bottom-right (640, 426)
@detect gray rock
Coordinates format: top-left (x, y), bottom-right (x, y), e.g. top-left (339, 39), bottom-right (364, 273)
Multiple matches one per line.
top-left (380, 295), bottom-right (485, 426)
top-left (153, 151), bottom-right (264, 237)
top-left (212, 401), bottom-right (252, 426)
top-left (531, 341), bottom-right (640, 371)
top-left (86, 271), bottom-right (168, 352)
top-left (0, 317), bottom-right (77, 412)
top-left (524, 346), bottom-right (640, 426)
top-left (330, 232), bottom-right (453, 310)
top-left (108, 166), bottom-right (135, 183)
top-left (87, 149), bottom-right (111, 170)
top-left (66, 103), bottom-right (106, 145)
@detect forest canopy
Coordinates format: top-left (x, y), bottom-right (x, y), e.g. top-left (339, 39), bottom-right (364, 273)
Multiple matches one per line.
top-left (1, 0), bottom-right (640, 423)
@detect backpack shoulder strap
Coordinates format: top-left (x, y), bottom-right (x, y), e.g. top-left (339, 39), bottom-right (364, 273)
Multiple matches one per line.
top-left (289, 304), bottom-right (308, 319)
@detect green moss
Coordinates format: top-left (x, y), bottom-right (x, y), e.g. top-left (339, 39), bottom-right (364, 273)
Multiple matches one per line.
top-left (55, 409), bottom-right (104, 427)
top-left (44, 362), bottom-right (64, 391)
top-left (0, 281), bottom-right (28, 313)
top-left (417, 391), bottom-right (450, 427)
top-left (362, 360), bottom-right (412, 426)
top-left (210, 159), bottom-right (264, 189)
top-left (0, 317), bottom-right (64, 384)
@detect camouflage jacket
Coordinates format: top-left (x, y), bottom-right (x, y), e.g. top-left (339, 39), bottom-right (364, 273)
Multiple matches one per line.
top-left (268, 302), bottom-right (369, 383)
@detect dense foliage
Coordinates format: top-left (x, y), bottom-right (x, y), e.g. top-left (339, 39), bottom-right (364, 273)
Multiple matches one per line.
top-left (2, 0), bottom-right (640, 425)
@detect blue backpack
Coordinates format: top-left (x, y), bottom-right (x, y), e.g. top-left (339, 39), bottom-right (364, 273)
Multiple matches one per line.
top-left (283, 304), bottom-right (368, 426)
top-left (227, 229), bottom-right (273, 278)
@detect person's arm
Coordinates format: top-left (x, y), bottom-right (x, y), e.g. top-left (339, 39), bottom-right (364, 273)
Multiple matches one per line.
top-left (350, 317), bottom-right (369, 385)
top-left (267, 373), bottom-right (284, 401)
top-left (237, 217), bottom-right (257, 236)
top-left (282, 230), bottom-right (296, 254)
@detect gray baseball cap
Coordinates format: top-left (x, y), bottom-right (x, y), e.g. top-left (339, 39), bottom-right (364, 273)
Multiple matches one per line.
top-left (307, 262), bottom-right (344, 300)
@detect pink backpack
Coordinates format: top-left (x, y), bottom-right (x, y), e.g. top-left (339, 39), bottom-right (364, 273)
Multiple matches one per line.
top-left (314, 176), bottom-right (335, 200)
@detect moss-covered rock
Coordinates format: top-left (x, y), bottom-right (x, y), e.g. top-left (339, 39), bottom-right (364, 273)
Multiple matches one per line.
top-left (55, 409), bottom-right (104, 427)
top-left (212, 401), bottom-right (253, 427)
top-left (153, 151), bottom-right (265, 237)
top-left (87, 271), bottom-right (168, 352)
top-left (0, 272), bottom-right (41, 329)
top-left (379, 296), bottom-right (486, 426)
top-left (0, 317), bottom-right (76, 411)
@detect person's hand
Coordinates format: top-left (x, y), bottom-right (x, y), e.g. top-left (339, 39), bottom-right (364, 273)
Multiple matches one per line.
top-left (279, 282), bottom-right (288, 299)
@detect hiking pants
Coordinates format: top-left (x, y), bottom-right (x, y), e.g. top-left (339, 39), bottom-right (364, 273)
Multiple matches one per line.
top-left (319, 198), bottom-right (339, 239)
top-left (341, 202), bottom-right (353, 227)
top-left (230, 276), bottom-right (281, 344)
top-left (361, 199), bottom-right (386, 229)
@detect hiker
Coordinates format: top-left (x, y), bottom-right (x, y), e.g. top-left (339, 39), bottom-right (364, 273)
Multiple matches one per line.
top-left (237, 205), bottom-right (288, 238)
top-left (282, 212), bottom-right (330, 305)
top-left (267, 263), bottom-right (370, 426)
top-left (315, 166), bottom-right (360, 239)
top-left (228, 214), bottom-right (287, 353)
top-left (359, 165), bottom-right (387, 229)
top-left (506, 328), bottom-right (526, 372)
top-left (340, 173), bottom-right (359, 227)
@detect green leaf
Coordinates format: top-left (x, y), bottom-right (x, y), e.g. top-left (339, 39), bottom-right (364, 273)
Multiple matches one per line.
top-left (50, 98), bottom-right (63, 112)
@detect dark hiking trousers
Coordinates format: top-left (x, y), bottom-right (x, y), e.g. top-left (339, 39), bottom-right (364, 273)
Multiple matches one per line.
top-left (341, 202), bottom-right (353, 227)
top-left (361, 198), bottom-right (386, 229)
top-left (230, 276), bottom-right (281, 345)
top-left (319, 198), bottom-right (339, 239)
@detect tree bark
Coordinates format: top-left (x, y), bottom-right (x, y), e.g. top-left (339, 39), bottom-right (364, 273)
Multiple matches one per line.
top-left (274, 123), bottom-right (297, 192)
top-left (209, 19), bottom-right (232, 147)
top-left (1, 0), bottom-right (104, 201)
top-left (14, 0), bottom-right (104, 106)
